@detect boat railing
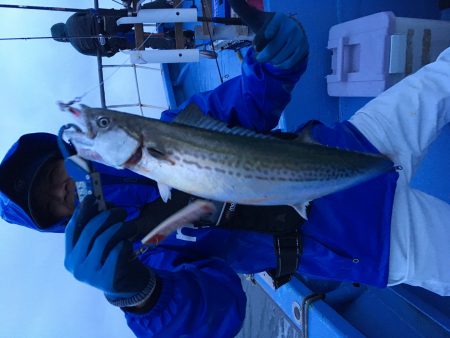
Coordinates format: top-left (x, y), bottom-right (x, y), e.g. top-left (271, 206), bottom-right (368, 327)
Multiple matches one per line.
top-left (95, 0), bottom-right (168, 115)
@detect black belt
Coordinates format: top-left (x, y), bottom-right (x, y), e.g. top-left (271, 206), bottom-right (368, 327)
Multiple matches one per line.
top-left (214, 201), bottom-right (305, 289)
top-left (267, 229), bottom-right (302, 289)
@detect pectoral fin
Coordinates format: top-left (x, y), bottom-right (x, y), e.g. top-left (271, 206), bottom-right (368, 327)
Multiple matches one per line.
top-left (291, 201), bottom-right (310, 220)
top-left (147, 147), bottom-right (175, 165)
top-left (157, 182), bottom-right (172, 202)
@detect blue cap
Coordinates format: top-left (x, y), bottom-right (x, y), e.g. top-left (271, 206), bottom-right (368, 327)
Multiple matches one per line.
top-left (0, 133), bottom-right (67, 232)
top-left (51, 23), bottom-right (69, 42)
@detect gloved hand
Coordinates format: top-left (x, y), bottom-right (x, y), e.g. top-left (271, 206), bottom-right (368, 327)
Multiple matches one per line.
top-left (254, 12), bottom-right (309, 70)
top-left (64, 195), bottom-right (156, 308)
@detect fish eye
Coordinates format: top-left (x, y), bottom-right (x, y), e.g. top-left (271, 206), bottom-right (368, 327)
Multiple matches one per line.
top-left (97, 116), bottom-right (110, 128)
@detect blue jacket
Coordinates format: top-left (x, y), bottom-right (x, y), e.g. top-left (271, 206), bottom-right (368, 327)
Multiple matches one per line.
top-left (124, 50), bottom-right (397, 336)
top-left (1, 49), bottom-right (398, 337)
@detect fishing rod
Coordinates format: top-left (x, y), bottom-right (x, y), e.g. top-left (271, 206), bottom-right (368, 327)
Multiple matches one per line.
top-left (0, 33), bottom-right (168, 42)
top-left (0, 3), bottom-right (244, 25)
top-left (0, 35), bottom-right (116, 41)
top-left (0, 4), bottom-right (86, 13)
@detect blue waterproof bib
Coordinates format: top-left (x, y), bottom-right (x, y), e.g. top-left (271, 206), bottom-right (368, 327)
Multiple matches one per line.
top-left (298, 121), bottom-right (398, 287)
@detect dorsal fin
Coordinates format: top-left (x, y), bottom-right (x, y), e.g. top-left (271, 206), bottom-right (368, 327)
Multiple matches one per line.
top-left (173, 103), bottom-right (272, 139)
top-left (295, 120), bottom-right (321, 145)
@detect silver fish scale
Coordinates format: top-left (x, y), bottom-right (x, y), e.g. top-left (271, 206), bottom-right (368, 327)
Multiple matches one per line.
top-left (166, 135), bottom-right (367, 184)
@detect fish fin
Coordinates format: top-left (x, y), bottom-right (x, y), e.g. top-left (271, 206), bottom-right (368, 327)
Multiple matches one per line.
top-left (147, 147), bottom-right (166, 160)
top-left (157, 182), bottom-right (172, 202)
top-left (146, 147), bottom-right (175, 165)
top-left (291, 201), bottom-right (310, 220)
top-left (141, 200), bottom-right (216, 245)
top-left (173, 103), bottom-right (207, 126)
top-left (295, 120), bottom-right (320, 145)
top-left (174, 103), bottom-right (273, 139)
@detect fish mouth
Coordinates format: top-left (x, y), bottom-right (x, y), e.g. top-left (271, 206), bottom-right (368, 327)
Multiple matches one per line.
top-left (63, 129), bottom-right (105, 163)
top-left (64, 104), bottom-right (96, 137)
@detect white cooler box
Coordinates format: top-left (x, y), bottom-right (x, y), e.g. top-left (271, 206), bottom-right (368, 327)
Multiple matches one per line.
top-left (326, 11), bottom-right (450, 97)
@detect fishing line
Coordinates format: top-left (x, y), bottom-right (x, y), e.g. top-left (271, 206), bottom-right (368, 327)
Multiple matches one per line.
top-left (0, 30), bottom-right (174, 42)
top-left (0, 35), bottom-right (126, 41)
top-left (111, 0), bottom-right (125, 6)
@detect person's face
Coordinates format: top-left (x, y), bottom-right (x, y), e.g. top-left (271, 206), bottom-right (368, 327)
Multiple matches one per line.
top-left (31, 159), bottom-right (76, 227)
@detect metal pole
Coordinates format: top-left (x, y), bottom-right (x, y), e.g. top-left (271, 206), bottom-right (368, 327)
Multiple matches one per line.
top-left (132, 64), bottom-right (145, 116)
top-left (94, 0), bottom-right (106, 108)
top-left (96, 51), bottom-right (107, 109)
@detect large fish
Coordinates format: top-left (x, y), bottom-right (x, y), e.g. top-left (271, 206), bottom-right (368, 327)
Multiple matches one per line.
top-left (63, 104), bottom-right (393, 217)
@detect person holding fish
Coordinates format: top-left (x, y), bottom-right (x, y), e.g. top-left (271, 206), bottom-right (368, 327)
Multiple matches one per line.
top-left (1, 2), bottom-right (450, 338)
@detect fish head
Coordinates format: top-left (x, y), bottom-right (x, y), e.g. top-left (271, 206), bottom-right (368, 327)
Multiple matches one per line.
top-left (64, 105), bottom-right (142, 168)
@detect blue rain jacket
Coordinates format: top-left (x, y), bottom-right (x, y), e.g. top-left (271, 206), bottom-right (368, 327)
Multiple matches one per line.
top-left (123, 128), bottom-right (398, 338)
top-left (0, 48), bottom-right (398, 337)
top-left (122, 49), bottom-right (398, 337)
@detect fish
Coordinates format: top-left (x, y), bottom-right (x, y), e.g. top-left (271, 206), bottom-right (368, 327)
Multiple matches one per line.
top-left (63, 104), bottom-right (394, 218)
